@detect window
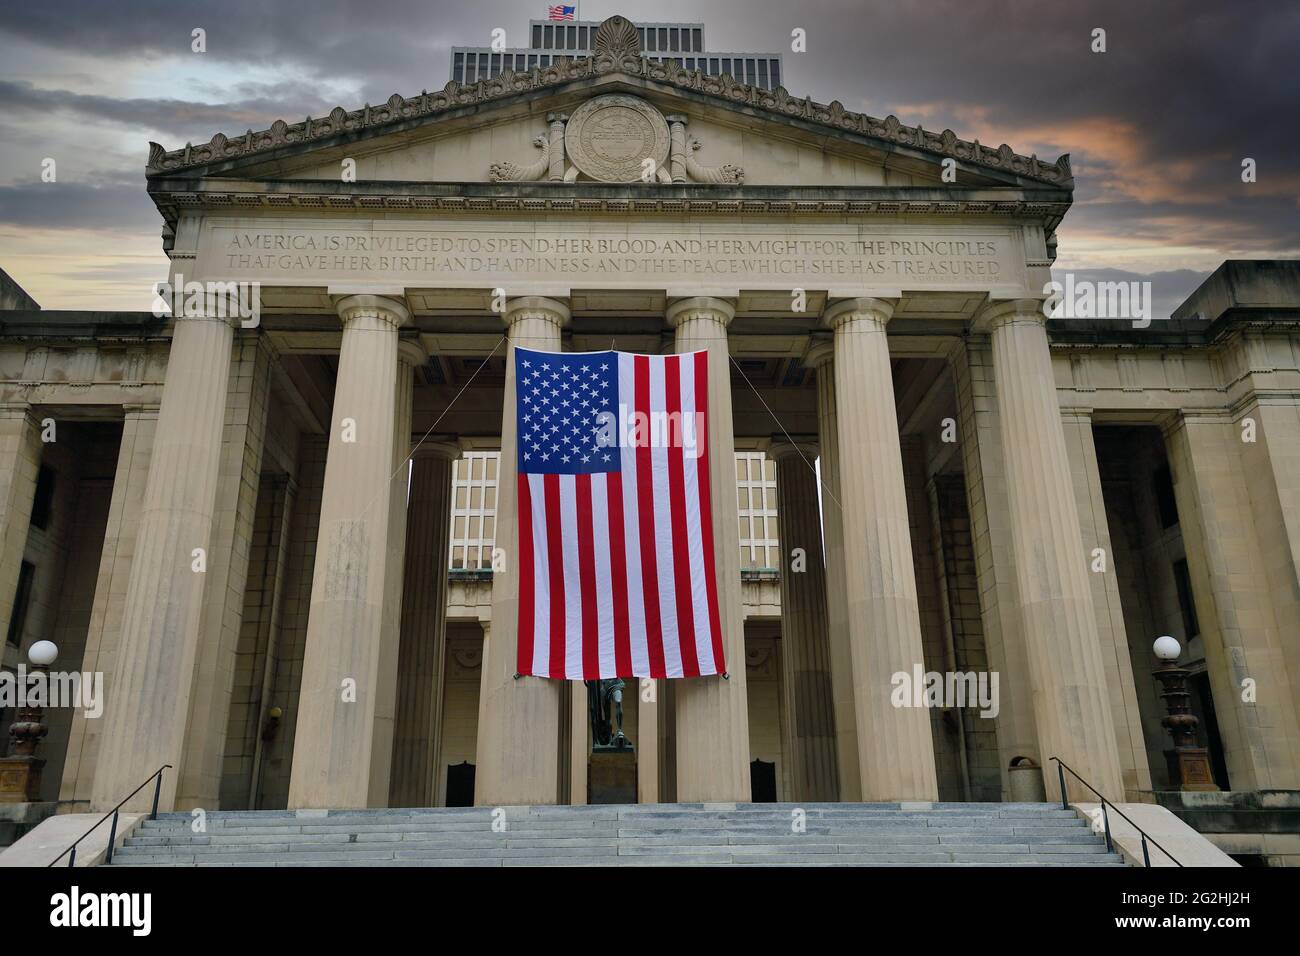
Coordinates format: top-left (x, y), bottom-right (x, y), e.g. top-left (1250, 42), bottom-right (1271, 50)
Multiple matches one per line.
top-left (771, 60), bottom-right (781, 88)
top-left (1153, 464), bottom-right (1179, 529)
top-left (532, 24), bottom-right (542, 46)
top-left (6, 560), bottom-right (34, 647)
top-left (30, 464), bottom-right (55, 531)
top-left (736, 452), bottom-right (779, 570)
top-left (692, 28), bottom-right (702, 51)
top-left (449, 452), bottom-right (499, 570)
top-left (1172, 558), bottom-right (1200, 639)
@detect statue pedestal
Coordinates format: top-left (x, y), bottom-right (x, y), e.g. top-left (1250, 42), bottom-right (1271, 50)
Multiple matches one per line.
top-left (588, 748), bottom-right (637, 805)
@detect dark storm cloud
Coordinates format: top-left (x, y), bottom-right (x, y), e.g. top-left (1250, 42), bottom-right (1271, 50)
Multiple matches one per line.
top-left (0, 0), bottom-right (1296, 261)
top-left (0, 79), bottom-right (337, 140)
top-left (0, 180), bottom-right (160, 230)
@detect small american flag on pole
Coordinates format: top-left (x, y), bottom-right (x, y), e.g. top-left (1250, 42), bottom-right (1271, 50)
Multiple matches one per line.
top-left (547, 5), bottom-right (576, 20)
top-left (514, 347), bottom-right (725, 680)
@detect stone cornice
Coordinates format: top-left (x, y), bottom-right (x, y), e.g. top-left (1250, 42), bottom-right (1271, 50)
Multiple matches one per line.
top-left (145, 54), bottom-right (1073, 189)
top-left (147, 178), bottom-right (1070, 221)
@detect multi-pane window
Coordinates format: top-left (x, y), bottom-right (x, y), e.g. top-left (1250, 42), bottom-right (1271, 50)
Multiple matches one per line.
top-left (448, 453), bottom-right (498, 570)
top-left (445, 450), bottom-right (781, 572)
top-left (736, 452), bottom-right (779, 570)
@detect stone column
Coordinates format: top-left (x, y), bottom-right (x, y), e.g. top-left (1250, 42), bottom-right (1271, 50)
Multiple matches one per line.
top-left (0, 404), bottom-right (42, 640)
top-left (390, 441), bottom-right (457, 807)
top-left (179, 334), bottom-right (274, 808)
top-left (287, 294), bottom-right (408, 810)
top-left (666, 296), bottom-right (751, 802)
top-left (91, 313), bottom-right (236, 811)
top-left (569, 683), bottom-right (587, 805)
top-left (982, 301), bottom-right (1123, 801)
top-left (824, 297), bottom-right (938, 801)
top-left (1165, 411), bottom-right (1300, 789)
top-left (637, 678), bottom-right (659, 803)
top-left (367, 340), bottom-right (423, 806)
top-left (769, 440), bottom-right (838, 802)
top-left (474, 297), bottom-right (568, 806)
top-left (1060, 407), bottom-right (1152, 794)
top-left (61, 403), bottom-right (158, 804)
top-left (804, 341), bottom-right (860, 800)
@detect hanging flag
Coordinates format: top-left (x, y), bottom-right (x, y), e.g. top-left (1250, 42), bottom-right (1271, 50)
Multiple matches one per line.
top-left (547, 5), bottom-right (576, 21)
top-left (514, 347), bottom-right (725, 680)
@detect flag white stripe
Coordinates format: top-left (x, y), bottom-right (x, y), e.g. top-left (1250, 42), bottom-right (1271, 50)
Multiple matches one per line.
top-left (678, 357), bottom-right (716, 675)
top-left (559, 474), bottom-right (582, 679)
top-left (590, 473), bottom-right (616, 678)
top-left (649, 356), bottom-right (683, 678)
top-left (618, 354), bottom-right (650, 675)
top-left (527, 472), bottom-right (550, 677)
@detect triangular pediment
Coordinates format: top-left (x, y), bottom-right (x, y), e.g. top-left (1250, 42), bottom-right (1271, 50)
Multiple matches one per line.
top-left (145, 39), bottom-right (1071, 196)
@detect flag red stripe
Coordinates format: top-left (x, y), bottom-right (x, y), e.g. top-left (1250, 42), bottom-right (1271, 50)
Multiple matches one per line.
top-left (694, 349), bottom-right (726, 672)
top-left (664, 354), bottom-right (701, 677)
top-left (543, 473), bottom-right (566, 678)
top-left (634, 354), bottom-right (667, 676)
top-left (516, 472), bottom-right (535, 676)
top-left (576, 473), bottom-right (599, 679)
top-left (606, 470), bottom-right (632, 676)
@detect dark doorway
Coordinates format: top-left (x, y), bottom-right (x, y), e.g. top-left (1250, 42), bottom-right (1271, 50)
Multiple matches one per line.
top-left (750, 759), bottom-right (777, 802)
top-left (446, 761), bottom-right (475, 807)
top-left (1191, 673), bottom-right (1231, 790)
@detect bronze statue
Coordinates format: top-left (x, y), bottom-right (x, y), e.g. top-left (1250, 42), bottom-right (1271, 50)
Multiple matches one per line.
top-left (585, 678), bottom-right (631, 751)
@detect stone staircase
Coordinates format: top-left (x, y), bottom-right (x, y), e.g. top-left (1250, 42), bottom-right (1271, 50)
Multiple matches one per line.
top-left (106, 802), bottom-right (1127, 866)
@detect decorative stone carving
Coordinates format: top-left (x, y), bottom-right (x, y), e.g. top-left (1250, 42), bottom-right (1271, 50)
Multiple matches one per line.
top-left (564, 94), bottom-right (670, 183)
top-left (488, 133), bottom-right (550, 182)
top-left (686, 136), bottom-right (745, 184)
top-left (593, 15), bottom-right (641, 57)
top-left (145, 38), bottom-right (1074, 188)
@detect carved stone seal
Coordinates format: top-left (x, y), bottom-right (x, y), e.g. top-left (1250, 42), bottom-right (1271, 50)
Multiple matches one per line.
top-left (564, 94), bottom-right (670, 183)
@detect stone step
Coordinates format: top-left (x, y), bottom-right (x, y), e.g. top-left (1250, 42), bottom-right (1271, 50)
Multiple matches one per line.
top-left (111, 803), bottom-right (1123, 868)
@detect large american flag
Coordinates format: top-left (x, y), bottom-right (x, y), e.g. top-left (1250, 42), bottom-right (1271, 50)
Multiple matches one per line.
top-left (514, 347), bottom-right (726, 680)
top-left (547, 5), bottom-right (576, 21)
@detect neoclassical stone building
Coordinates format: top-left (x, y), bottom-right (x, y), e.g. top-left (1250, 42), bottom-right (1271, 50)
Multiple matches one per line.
top-left (2, 18), bottom-right (1299, 836)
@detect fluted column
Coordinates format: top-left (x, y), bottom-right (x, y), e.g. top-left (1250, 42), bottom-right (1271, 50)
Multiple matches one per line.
top-left (288, 294), bottom-right (408, 809)
top-left (390, 441), bottom-right (457, 807)
top-left (770, 440), bottom-right (839, 802)
top-left (825, 297), bottom-right (938, 801)
top-left (0, 404), bottom-right (41, 641)
top-left (804, 341), bottom-right (860, 800)
top-left (367, 340), bottom-right (423, 805)
top-left (983, 300), bottom-right (1123, 801)
top-left (666, 296), bottom-right (751, 802)
top-left (91, 312), bottom-right (236, 811)
top-left (474, 297), bottom-right (568, 806)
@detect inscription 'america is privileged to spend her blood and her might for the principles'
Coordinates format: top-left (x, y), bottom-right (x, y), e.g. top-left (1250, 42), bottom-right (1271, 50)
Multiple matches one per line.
top-left (218, 230), bottom-right (1008, 279)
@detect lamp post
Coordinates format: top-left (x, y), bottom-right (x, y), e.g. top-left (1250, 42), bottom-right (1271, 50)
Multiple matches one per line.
top-left (1151, 635), bottom-right (1218, 791)
top-left (0, 640), bottom-right (58, 803)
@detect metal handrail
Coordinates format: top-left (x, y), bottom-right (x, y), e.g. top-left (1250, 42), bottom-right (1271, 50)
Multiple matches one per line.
top-left (1050, 756), bottom-right (1181, 867)
top-left (46, 764), bottom-right (172, 867)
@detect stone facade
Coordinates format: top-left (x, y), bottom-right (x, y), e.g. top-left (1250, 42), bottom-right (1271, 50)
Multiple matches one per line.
top-left (1, 18), bottom-right (1299, 863)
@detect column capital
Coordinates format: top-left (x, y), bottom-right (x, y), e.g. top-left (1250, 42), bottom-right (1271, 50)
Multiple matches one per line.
top-left (411, 439), bottom-right (461, 461)
top-left (665, 296), bottom-right (736, 329)
top-left (397, 338), bottom-right (428, 368)
top-left (334, 293), bottom-right (411, 329)
top-left (503, 296), bottom-right (570, 329)
top-left (802, 337), bottom-right (834, 369)
top-left (768, 438), bottom-right (820, 463)
top-left (821, 296), bottom-right (896, 331)
top-left (665, 113), bottom-right (688, 125)
top-left (973, 297), bottom-right (1048, 332)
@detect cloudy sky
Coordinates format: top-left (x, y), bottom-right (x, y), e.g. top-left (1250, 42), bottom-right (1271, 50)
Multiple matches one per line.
top-left (1, 0), bottom-right (1296, 315)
